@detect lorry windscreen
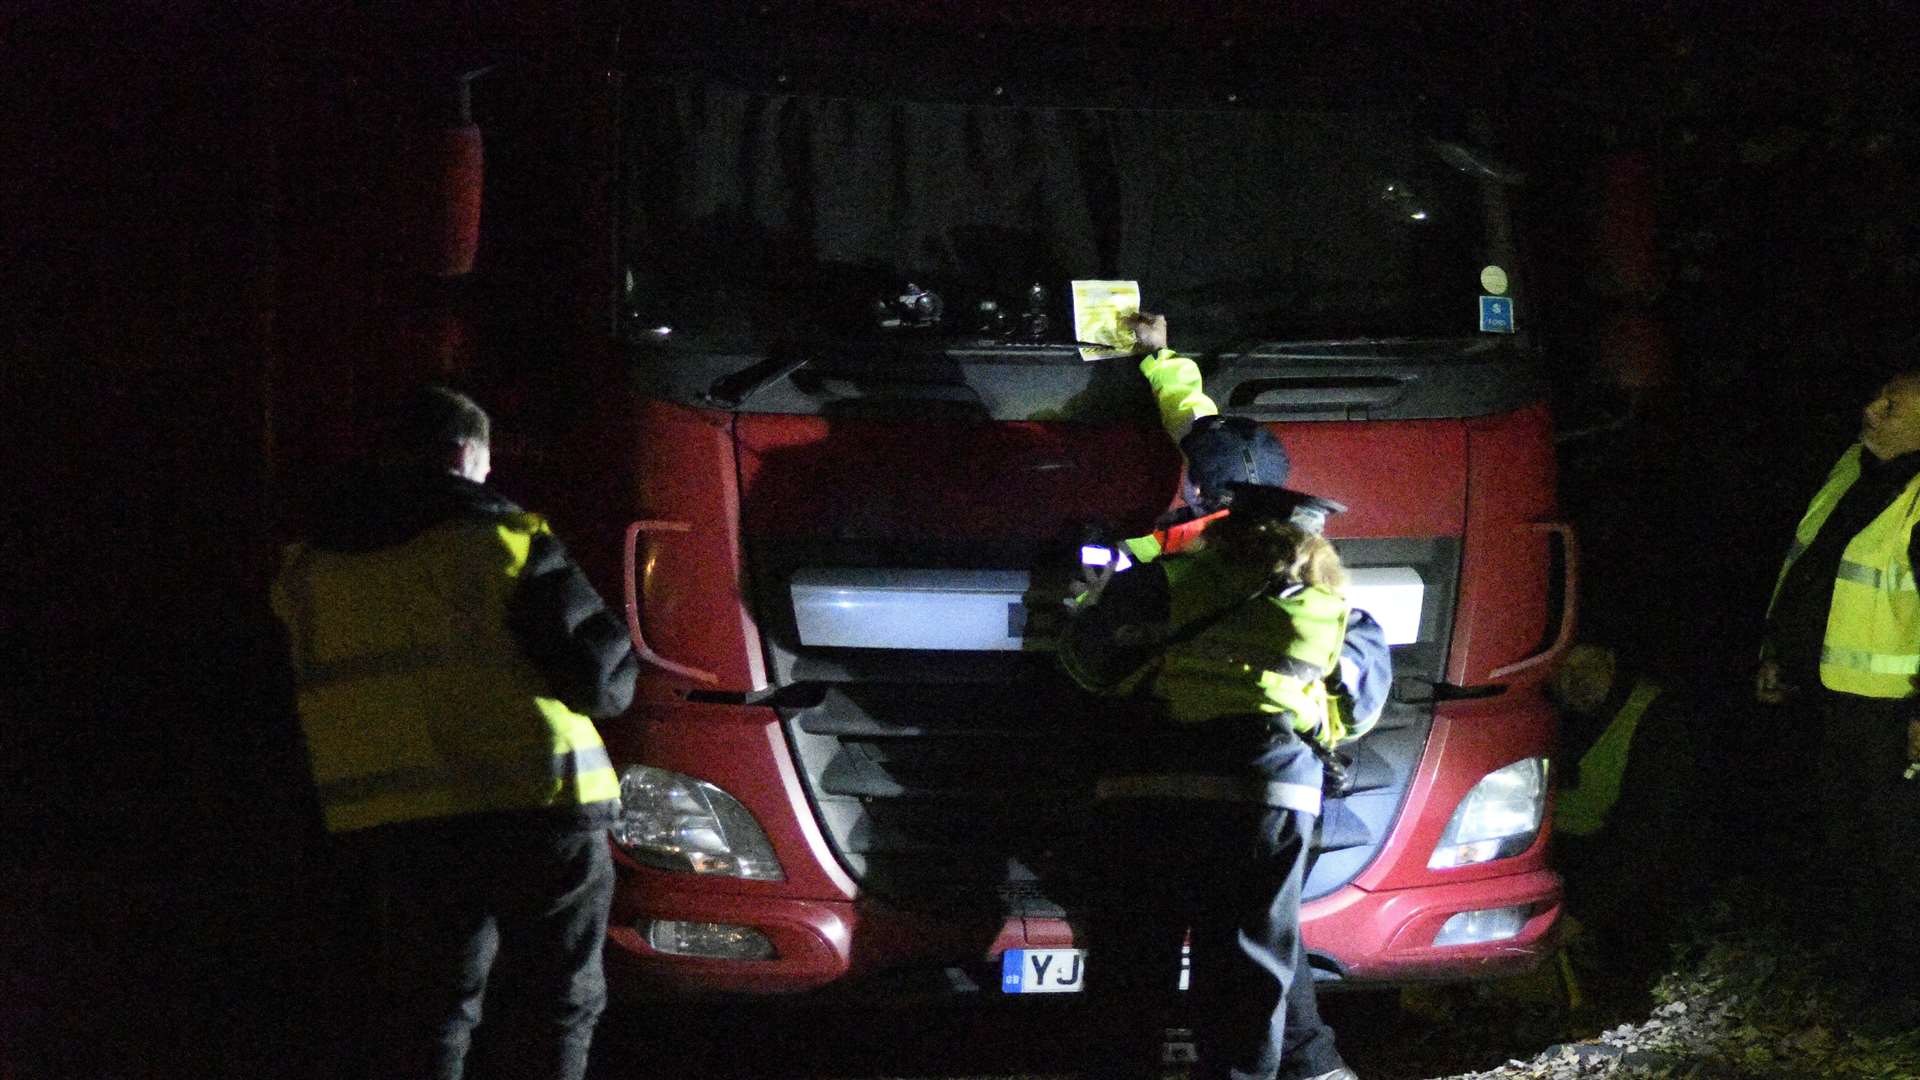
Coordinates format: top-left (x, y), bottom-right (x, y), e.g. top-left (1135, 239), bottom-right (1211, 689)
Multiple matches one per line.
top-left (619, 70), bottom-right (1499, 359)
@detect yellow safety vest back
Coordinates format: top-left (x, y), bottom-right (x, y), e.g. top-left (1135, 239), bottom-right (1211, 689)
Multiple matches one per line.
top-left (271, 513), bottom-right (622, 833)
top-left (1770, 443), bottom-right (1920, 698)
top-left (1159, 553), bottom-right (1349, 739)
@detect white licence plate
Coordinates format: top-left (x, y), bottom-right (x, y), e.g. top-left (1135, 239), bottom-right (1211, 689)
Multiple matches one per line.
top-left (1000, 948), bottom-right (1086, 993)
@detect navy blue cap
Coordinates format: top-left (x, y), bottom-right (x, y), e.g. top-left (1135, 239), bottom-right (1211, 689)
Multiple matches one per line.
top-left (1223, 482), bottom-right (1346, 535)
top-left (1179, 415), bottom-right (1290, 510)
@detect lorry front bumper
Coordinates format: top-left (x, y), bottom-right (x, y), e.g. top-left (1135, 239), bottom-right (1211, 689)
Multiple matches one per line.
top-left (605, 864), bottom-right (1561, 998)
top-left (1303, 867), bottom-right (1563, 983)
top-left (605, 870), bottom-right (1025, 1000)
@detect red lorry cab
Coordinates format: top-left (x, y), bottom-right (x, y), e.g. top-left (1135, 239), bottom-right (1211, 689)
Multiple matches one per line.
top-left (544, 10), bottom-right (1573, 1000)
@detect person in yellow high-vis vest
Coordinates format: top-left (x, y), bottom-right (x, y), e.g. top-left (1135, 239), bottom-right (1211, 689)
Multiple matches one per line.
top-left (272, 386), bottom-right (635, 1080)
top-left (1063, 484), bottom-right (1382, 1080)
top-left (1759, 370), bottom-right (1920, 972)
top-left (1081, 312), bottom-right (1393, 741)
top-left (1545, 644), bottom-right (1704, 998)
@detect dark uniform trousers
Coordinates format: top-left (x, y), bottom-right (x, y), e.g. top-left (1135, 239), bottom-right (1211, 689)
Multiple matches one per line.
top-left (331, 816), bottom-right (615, 1080)
top-left (1811, 693), bottom-right (1920, 964)
top-left (1080, 721), bottom-right (1340, 1080)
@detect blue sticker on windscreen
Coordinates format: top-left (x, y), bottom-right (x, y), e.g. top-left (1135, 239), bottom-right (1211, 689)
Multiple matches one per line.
top-left (1479, 295), bottom-right (1515, 333)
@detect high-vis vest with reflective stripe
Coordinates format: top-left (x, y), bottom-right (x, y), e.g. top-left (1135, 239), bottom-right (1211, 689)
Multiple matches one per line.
top-left (1139, 348), bottom-right (1218, 443)
top-left (1554, 678), bottom-right (1661, 838)
top-left (271, 514), bottom-right (622, 833)
top-left (1770, 444), bottom-right (1920, 698)
top-left (1159, 554), bottom-right (1349, 738)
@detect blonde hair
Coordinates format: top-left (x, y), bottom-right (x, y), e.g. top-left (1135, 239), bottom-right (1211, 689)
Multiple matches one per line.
top-left (1202, 514), bottom-right (1348, 592)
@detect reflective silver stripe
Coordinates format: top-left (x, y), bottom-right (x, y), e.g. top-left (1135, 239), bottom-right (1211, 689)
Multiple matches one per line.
top-left (1821, 645), bottom-right (1920, 676)
top-left (1835, 560), bottom-right (1919, 592)
top-left (1833, 560), bottom-right (1919, 591)
top-left (316, 745), bottom-right (616, 807)
top-left (1895, 565), bottom-right (1919, 594)
top-left (1835, 560), bottom-right (1881, 587)
top-left (1095, 774), bottom-right (1321, 815)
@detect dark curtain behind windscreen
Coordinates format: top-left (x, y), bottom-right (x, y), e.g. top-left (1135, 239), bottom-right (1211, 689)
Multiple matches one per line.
top-left (624, 77), bottom-right (1482, 344)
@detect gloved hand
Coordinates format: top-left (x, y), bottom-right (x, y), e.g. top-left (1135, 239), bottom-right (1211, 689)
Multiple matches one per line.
top-left (1291, 704), bottom-right (1347, 751)
top-left (1278, 709), bottom-right (1352, 795)
top-left (1320, 748), bottom-right (1354, 799)
top-left (1125, 310), bottom-right (1168, 353)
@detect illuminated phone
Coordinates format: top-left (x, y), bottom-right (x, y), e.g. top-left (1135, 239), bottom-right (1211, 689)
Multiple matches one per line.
top-left (1079, 544), bottom-right (1132, 572)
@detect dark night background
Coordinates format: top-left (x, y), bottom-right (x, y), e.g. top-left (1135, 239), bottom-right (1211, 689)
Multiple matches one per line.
top-left (5, 3), bottom-right (1920, 1078)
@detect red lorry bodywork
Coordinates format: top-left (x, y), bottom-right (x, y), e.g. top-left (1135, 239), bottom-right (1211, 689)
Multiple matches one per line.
top-left (598, 400), bottom-right (1569, 996)
top-left (263, 1), bottom-right (1575, 1005)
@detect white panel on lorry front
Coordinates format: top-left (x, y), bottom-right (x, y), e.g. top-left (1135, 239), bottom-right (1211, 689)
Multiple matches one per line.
top-left (790, 564), bottom-right (1425, 652)
top-left (791, 568), bottom-right (1032, 651)
top-left (1344, 566), bottom-right (1425, 647)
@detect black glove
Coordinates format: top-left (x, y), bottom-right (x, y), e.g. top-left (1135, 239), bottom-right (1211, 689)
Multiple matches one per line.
top-left (1318, 746), bottom-right (1354, 799)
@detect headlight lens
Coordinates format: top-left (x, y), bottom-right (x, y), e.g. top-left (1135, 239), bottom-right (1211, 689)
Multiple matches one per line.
top-left (1428, 757), bottom-right (1547, 869)
top-left (611, 765), bottom-right (784, 880)
top-left (645, 920), bottom-right (777, 960)
top-left (1432, 904), bottom-right (1530, 947)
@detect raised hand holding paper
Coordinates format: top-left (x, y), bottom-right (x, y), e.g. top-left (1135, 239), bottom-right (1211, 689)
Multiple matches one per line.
top-left (1072, 279), bottom-right (1142, 360)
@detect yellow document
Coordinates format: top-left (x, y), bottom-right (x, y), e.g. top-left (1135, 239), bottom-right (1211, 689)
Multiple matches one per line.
top-left (1071, 279), bottom-right (1142, 361)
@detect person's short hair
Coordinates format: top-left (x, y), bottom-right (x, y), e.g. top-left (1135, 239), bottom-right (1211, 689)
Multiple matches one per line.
top-left (1549, 642), bottom-right (1618, 717)
top-left (1205, 514), bottom-right (1348, 592)
top-left (1179, 415), bottom-right (1290, 511)
top-left (378, 385), bottom-right (490, 463)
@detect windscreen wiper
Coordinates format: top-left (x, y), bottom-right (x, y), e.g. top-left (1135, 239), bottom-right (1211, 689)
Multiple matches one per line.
top-left (704, 350), bottom-right (814, 410)
top-left (1220, 335), bottom-right (1498, 361)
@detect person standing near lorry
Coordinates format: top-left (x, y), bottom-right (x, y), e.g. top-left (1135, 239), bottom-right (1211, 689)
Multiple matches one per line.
top-left (1545, 643), bottom-right (1704, 996)
top-left (1062, 483), bottom-right (1383, 1080)
top-left (1757, 368), bottom-right (1920, 971)
top-left (1088, 311), bottom-right (1392, 741)
top-left (271, 385), bottom-right (636, 1079)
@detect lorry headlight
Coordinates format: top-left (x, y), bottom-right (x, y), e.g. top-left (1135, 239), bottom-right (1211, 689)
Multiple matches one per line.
top-left (1427, 757), bottom-right (1546, 869)
top-left (1432, 904), bottom-right (1530, 947)
top-left (611, 766), bottom-right (784, 880)
top-left (645, 919), bottom-right (777, 960)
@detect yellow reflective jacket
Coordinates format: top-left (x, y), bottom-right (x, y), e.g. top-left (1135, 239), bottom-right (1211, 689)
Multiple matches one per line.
top-left (1061, 547), bottom-right (1350, 744)
top-left (1159, 553), bottom-right (1349, 740)
top-left (273, 488), bottom-right (624, 833)
top-left (1770, 444), bottom-right (1920, 698)
top-left (1139, 348), bottom-right (1218, 443)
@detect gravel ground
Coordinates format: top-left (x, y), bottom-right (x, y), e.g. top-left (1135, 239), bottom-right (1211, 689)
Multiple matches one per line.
top-left (1372, 876), bottom-right (1920, 1080)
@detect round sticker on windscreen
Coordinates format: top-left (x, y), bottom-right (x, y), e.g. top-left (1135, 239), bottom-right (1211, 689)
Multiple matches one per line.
top-left (1480, 265), bottom-right (1509, 295)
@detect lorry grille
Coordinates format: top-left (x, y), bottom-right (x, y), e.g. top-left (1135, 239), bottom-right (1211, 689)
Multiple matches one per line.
top-left (780, 683), bottom-right (1432, 916)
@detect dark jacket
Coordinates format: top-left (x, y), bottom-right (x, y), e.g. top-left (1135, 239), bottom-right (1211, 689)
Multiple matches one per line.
top-left (303, 464), bottom-right (638, 722)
